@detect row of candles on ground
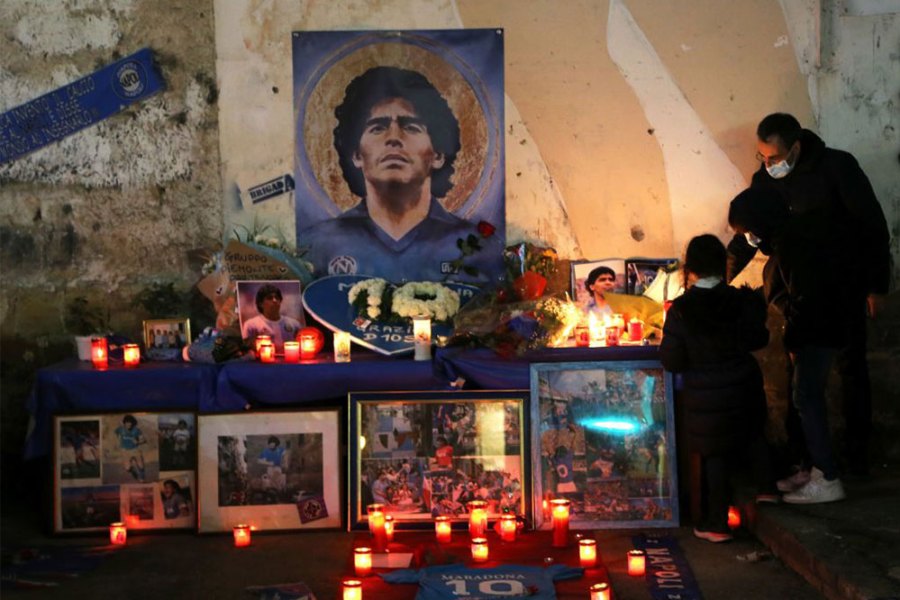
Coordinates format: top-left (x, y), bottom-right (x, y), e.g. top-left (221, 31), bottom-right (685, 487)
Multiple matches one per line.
top-left (574, 313), bottom-right (644, 347)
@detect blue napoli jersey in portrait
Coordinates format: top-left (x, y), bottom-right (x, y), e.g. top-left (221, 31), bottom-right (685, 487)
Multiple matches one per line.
top-left (380, 563), bottom-right (584, 600)
top-left (300, 198), bottom-right (503, 284)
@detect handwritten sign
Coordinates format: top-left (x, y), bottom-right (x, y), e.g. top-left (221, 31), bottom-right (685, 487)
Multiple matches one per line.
top-left (1, 48), bottom-right (164, 163)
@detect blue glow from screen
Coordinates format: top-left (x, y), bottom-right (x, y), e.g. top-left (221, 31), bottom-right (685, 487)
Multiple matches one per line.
top-left (579, 418), bottom-right (641, 435)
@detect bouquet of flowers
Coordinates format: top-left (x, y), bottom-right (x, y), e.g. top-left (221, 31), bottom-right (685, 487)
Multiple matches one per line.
top-left (503, 242), bottom-right (559, 301)
top-left (348, 279), bottom-right (461, 324)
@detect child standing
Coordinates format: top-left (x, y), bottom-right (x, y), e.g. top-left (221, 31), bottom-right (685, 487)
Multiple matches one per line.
top-left (660, 234), bottom-right (776, 542)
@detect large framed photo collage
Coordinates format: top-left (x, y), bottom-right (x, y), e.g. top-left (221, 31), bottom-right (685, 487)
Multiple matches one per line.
top-left (51, 361), bottom-right (677, 535)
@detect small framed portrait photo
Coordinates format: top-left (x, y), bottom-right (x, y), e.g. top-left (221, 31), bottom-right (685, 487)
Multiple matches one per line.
top-left (142, 318), bottom-right (191, 360)
top-left (235, 280), bottom-right (305, 353)
top-left (570, 259), bottom-right (626, 306)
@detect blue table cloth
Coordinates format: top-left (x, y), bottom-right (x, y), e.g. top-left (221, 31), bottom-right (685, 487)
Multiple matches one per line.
top-left (25, 359), bottom-right (219, 460)
top-left (211, 351), bottom-right (447, 411)
top-left (434, 344), bottom-right (660, 390)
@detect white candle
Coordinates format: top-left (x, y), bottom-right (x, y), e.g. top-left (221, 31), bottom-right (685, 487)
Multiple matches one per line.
top-left (334, 331), bottom-right (351, 363)
top-left (412, 315), bottom-right (432, 361)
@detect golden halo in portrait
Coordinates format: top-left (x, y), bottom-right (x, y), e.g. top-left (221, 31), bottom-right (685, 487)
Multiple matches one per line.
top-left (302, 42), bottom-right (488, 215)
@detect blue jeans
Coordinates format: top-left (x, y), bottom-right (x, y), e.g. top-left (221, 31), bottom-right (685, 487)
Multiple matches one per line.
top-left (792, 345), bottom-right (839, 480)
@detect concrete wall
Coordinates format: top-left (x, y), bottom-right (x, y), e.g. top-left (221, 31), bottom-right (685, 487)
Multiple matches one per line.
top-left (1, 0), bottom-right (898, 458)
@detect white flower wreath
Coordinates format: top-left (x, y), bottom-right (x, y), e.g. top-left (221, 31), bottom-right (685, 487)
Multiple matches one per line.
top-left (347, 278), bottom-right (388, 319)
top-left (392, 281), bottom-right (461, 322)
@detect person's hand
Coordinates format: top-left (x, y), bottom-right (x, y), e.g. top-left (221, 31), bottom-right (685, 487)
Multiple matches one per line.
top-left (867, 294), bottom-right (885, 319)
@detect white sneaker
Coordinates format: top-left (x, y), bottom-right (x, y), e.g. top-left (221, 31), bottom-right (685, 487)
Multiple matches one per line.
top-left (783, 468), bottom-right (846, 504)
top-left (776, 469), bottom-right (810, 492)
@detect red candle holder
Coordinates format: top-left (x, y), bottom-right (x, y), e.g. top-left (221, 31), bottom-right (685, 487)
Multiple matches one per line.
top-left (579, 538), bottom-right (598, 568)
top-left (435, 515), bottom-right (452, 543)
top-left (367, 504), bottom-right (387, 552)
top-left (575, 324), bottom-right (590, 347)
top-left (627, 550), bottom-right (646, 576)
top-left (384, 515), bottom-right (395, 542)
top-left (628, 318), bottom-right (644, 341)
top-left (467, 500), bottom-right (488, 538)
top-left (254, 335), bottom-right (272, 354)
top-left (470, 537), bottom-right (489, 563)
top-left (122, 343), bottom-right (140, 367)
top-left (550, 498), bottom-right (570, 547)
top-left (589, 582), bottom-right (611, 600)
top-left (354, 547), bottom-right (372, 577)
top-left (91, 336), bottom-right (108, 370)
top-left (342, 579), bottom-right (362, 600)
top-left (298, 327), bottom-right (323, 360)
top-left (257, 339), bottom-right (275, 363)
top-left (499, 514), bottom-right (517, 542)
top-left (283, 341), bottom-right (300, 363)
top-left (728, 505), bottom-right (741, 529)
top-left (109, 522), bottom-right (127, 545)
top-left (233, 523), bottom-right (251, 547)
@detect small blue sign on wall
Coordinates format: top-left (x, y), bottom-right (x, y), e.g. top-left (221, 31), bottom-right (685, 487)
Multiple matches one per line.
top-left (0, 47), bottom-right (165, 164)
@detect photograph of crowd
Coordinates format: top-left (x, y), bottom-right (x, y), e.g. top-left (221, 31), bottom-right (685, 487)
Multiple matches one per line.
top-left (531, 361), bottom-right (678, 528)
top-left (352, 393), bottom-right (527, 526)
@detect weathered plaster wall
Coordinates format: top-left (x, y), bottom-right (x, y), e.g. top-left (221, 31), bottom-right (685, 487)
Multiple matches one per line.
top-left (0, 0), bottom-right (221, 451)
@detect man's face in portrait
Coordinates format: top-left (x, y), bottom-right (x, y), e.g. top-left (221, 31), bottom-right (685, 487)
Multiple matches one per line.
top-left (260, 291), bottom-right (282, 320)
top-left (590, 273), bottom-right (616, 296)
top-left (352, 97), bottom-right (445, 200)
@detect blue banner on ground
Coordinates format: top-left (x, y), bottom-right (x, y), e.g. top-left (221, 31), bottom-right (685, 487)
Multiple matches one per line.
top-left (0, 48), bottom-right (165, 164)
top-left (633, 534), bottom-right (704, 600)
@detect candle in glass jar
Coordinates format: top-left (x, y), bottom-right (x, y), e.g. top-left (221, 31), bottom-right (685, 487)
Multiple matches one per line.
top-left (299, 331), bottom-right (320, 360)
top-left (354, 547), bottom-right (372, 577)
top-left (283, 341), bottom-right (300, 363)
top-left (579, 538), bottom-right (598, 568)
top-left (575, 323), bottom-right (590, 347)
top-left (367, 504), bottom-right (387, 552)
top-left (384, 515), bottom-right (395, 542)
top-left (627, 550), bottom-right (646, 576)
top-left (605, 325), bottom-right (620, 346)
top-left (628, 318), bottom-right (644, 341)
top-left (254, 335), bottom-right (272, 354)
top-left (435, 516), bottom-right (452, 543)
top-left (589, 582), bottom-right (611, 600)
top-left (109, 522), bottom-right (127, 545)
top-left (728, 505), bottom-right (741, 529)
top-left (550, 498), bottom-right (570, 547)
top-left (342, 579), bottom-right (362, 600)
top-left (91, 337), bottom-right (108, 370)
top-left (122, 343), bottom-right (140, 367)
top-left (471, 537), bottom-right (489, 563)
top-left (499, 514), bottom-right (517, 542)
top-left (334, 331), bottom-right (351, 363)
top-left (412, 315), bottom-right (432, 361)
top-left (257, 339), bottom-right (275, 363)
top-left (233, 523), bottom-right (251, 547)
top-left (467, 500), bottom-right (488, 538)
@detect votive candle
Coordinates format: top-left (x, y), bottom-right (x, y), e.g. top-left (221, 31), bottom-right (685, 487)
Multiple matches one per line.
top-left (500, 514), bottom-right (517, 542)
top-left (550, 498), bottom-right (570, 547)
top-left (467, 500), bottom-right (488, 538)
top-left (354, 547), bottom-right (372, 577)
top-left (579, 538), bottom-right (598, 568)
top-left (412, 315), bottom-right (432, 361)
top-left (728, 505), bottom-right (741, 529)
top-left (589, 582), bottom-right (611, 600)
top-left (233, 523), bottom-right (251, 547)
top-left (435, 515), bottom-right (452, 543)
top-left (334, 331), bottom-right (351, 363)
top-left (627, 550), bottom-right (646, 576)
top-left (384, 515), bottom-right (395, 542)
top-left (342, 579), bottom-right (362, 600)
top-left (283, 341), bottom-right (300, 363)
top-left (628, 318), bottom-right (644, 341)
top-left (471, 537), bottom-right (489, 563)
top-left (122, 343), bottom-right (140, 367)
top-left (575, 323), bottom-right (590, 347)
top-left (605, 325), bottom-right (620, 346)
top-left (109, 522), bottom-right (127, 545)
top-left (91, 336), bottom-right (108, 370)
top-left (258, 339), bottom-right (275, 363)
top-left (299, 332), bottom-right (319, 359)
top-left (254, 335), bottom-right (272, 354)
top-left (367, 504), bottom-right (387, 552)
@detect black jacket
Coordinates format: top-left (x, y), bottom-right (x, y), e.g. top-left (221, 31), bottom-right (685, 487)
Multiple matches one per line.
top-left (727, 129), bottom-right (891, 296)
top-left (660, 283), bottom-right (769, 456)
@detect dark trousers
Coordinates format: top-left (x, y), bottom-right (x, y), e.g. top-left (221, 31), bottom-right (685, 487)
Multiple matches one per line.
top-left (702, 436), bottom-right (773, 531)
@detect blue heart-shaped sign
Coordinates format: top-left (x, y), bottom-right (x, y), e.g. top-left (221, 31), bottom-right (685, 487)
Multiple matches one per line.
top-left (302, 275), bottom-right (481, 356)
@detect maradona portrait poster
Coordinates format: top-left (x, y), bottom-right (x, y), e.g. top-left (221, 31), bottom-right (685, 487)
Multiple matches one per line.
top-left (292, 29), bottom-right (505, 285)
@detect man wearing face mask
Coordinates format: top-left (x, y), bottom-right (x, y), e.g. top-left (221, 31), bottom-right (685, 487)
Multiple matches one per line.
top-left (726, 113), bottom-right (891, 481)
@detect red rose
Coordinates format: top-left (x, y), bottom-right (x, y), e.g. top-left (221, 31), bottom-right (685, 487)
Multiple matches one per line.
top-left (477, 221), bottom-right (496, 238)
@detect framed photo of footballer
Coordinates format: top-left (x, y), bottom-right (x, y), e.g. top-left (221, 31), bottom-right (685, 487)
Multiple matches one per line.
top-left (570, 258), bottom-right (626, 306)
top-left (348, 390), bottom-right (529, 531)
top-left (530, 361), bottom-right (679, 529)
top-left (52, 412), bottom-right (197, 533)
top-left (197, 409), bottom-right (341, 533)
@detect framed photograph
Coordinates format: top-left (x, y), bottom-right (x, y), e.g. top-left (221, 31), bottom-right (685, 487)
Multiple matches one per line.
top-left (236, 280), bottom-right (305, 353)
top-left (197, 409), bottom-right (341, 533)
top-left (348, 390), bottom-right (529, 530)
top-left (624, 258), bottom-right (678, 296)
top-left (142, 318), bottom-right (191, 361)
top-left (53, 411), bottom-right (197, 533)
top-left (571, 258), bottom-right (626, 306)
top-left (530, 361), bottom-right (678, 529)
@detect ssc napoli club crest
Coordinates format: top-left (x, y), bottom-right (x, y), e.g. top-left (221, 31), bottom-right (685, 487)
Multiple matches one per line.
top-left (114, 60), bottom-right (147, 99)
top-left (297, 495), bottom-right (328, 524)
top-left (328, 255), bottom-right (358, 275)
top-left (302, 275), bottom-right (479, 356)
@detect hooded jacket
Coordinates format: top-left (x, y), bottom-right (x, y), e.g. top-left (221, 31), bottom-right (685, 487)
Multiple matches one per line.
top-left (727, 129), bottom-right (891, 297)
top-left (660, 283), bottom-right (769, 456)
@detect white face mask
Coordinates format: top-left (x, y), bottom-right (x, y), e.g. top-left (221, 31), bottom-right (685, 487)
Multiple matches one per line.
top-left (766, 158), bottom-right (794, 179)
top-left (744, 232), bottom-right (762, 248)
